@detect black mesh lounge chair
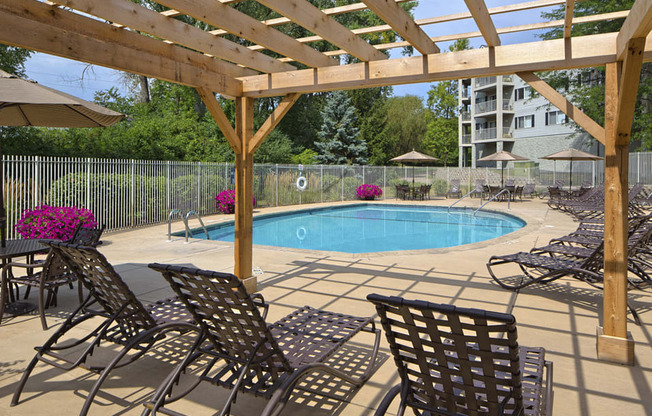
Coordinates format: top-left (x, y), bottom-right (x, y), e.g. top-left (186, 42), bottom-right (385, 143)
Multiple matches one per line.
top-left (522, 183), bottom-right (537, 199)
top-left (145, 263), bottom-right (381, 416)
top-left (0, 224), bottom-right (105, 330)
top-left (446, 179), bottom-right (462, 199)
top-left (11, 242), bottom-right (194, 416)
top-left (367, 294), bottom-right (553, 416)
top-left (471, 179), bottom-right (486, 198)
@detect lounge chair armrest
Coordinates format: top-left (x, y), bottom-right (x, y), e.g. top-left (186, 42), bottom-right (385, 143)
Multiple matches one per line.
top-left (250, 293), bottom-right (269, 320)
top-left (2, 261), bottom-right (45, 272)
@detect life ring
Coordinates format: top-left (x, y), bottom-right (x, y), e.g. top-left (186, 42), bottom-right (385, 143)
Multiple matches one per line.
top-left (296, 176), bottom-right (307, 191)
top-left (296, 226), bottom-right (307, 241)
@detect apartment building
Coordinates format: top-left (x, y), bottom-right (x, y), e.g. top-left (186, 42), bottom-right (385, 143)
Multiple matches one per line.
top-left (458, 75), bottom-right (600, 170)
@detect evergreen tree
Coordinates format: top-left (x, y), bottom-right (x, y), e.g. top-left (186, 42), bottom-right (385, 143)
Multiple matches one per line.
top-left (315, 91), bottom-right (367, 165)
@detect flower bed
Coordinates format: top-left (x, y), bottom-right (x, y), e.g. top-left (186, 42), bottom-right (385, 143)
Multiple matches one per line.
top-left (215, 190), bottom-right (256, 214)
top-left (356, 184), bottom-right (383, 200)
top-left (15, 205), bottom-right (97, 240)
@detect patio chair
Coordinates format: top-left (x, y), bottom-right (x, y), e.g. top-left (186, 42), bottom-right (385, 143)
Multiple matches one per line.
top-left (145, 263), bottom-right (381, 416)
top-left (11, 242), bottom-right (194, 416)
top-left (446, 179), bottom-right (462, 199)
top-left (471, 179), bottom-right (486, 198)
top-left (522, 183), bottom-right (538, 199)
top-left (0, 224), bottom-right (105, 330)
top-left (367, 294), bottom-right (553, 416)
top-left (505, 178), bottom-right (515, 187)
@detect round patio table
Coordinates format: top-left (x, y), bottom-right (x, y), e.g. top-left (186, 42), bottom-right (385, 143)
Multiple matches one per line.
top-left (0, 239), bottom-right (48, 316)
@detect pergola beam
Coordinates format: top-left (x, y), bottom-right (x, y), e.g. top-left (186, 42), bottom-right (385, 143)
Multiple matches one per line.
top-left (249, 93), bottom-right (302, 154)
top-left (53, 0), bottom-right (295, 74)
top-left (155, 0), bottom-right (337, 68)
top-left (464, 0), bottom-right (501, 47)
top-left (197, 88), bottom-right (241, 154)
top-left (240, 32), bottom-right (652, 97)
top-left (617, 0), bottom-right (652, 59)
top-left (517, 71), bottom-right (605, 144)
top-left (0, 1), bottom-right (242, 97)
top-left (615, 38), bottom-right (646, 146)
top-left (361, 0), bottom-right (440, 55)
top-left (564, 0), bottom-right (575, 38)
top-left (256, 0), bottom-right (387, 62)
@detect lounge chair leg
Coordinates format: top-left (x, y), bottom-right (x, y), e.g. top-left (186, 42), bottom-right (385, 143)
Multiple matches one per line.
top-left (11, 353), bottom-right (42, 406)
top-left (628, 302), bottom-right (642, 326)
top-left (373, 384), bottom-right (402, 416)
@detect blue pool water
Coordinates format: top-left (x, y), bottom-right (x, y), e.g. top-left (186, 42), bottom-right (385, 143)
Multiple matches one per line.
top-left (190, 204), bottom-right (525, 254)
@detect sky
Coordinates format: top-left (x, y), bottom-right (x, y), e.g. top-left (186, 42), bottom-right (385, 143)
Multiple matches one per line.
top-left (24, 0), bottom-right (560, 102)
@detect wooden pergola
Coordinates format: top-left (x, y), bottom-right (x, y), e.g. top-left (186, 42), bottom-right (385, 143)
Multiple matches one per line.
top-left (1, 0), bottom-right (650, 365)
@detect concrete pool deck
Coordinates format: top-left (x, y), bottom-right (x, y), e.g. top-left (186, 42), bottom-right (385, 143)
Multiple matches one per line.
top-left (0, 197), bottom-right (651, 415)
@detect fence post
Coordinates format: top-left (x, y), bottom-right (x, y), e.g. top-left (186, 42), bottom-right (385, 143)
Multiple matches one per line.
top-left (320, 165), bottom-right (323, 203)
top-left (383, 166), bottom-right (386, 200)
top-left (637, 152), bottom-right (640, 184)
top-left (85, 158), bottom-right (91, 209)
top-left (197, 162), bottom-right (201, 212)
top-left (166, 161), bottom-right (171, 212)
top-left (130, 160), bottom-right (135, 227)
top-left (592, 161), bottom-right (596, 186)
top-left (362, 165), bottom-right (365, 184)
top-left (341, 165), bottom-right (344, 201)
top-left (275, 164), bottom-right (279, 206)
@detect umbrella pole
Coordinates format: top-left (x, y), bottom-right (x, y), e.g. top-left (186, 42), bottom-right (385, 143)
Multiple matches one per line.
top-left (501, 164), bottom-right (504, 187)
top-left (569, 160), bottom-right (573, 192)
top-left (0, 141), bottom-right (5, 247)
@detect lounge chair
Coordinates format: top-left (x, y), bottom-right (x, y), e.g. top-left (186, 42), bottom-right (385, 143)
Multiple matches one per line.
top-left (145, 263), bottom-right (381, 416)
top-left (522, 183), bottom-right (538, 199)
top-left (446, 179), bottom-right (462, 199)
top-left (0, 224), bottom-right (105, 330)
top-left (11, 242), bottom-right (194, 416)
top-left (367, 294), bottom-right (553, 416)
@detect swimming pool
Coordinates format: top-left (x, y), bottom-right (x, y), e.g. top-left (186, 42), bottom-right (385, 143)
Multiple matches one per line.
top-left (189, 204), bottom-right (525, 254)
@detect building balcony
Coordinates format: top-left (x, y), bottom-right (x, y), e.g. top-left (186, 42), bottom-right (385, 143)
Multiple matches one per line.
top-left (475, 100), bottom-right (496, 114)
top-left (503, 102), bottom-right (514, 112)
top-left (461, 133), bottom-right (472, 144)
top-left (502, 75), bottom-right (514, 84)
top-left (461, 111), bottom-right (471, 121)
top-left (461, 89), bottom-right (470, 100)
top-left (475, 76), bottom-right (496, 88)
top-left (475, 127), bottom-right (496, 140)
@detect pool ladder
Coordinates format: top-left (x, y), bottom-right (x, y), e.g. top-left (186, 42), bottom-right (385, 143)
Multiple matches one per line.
top-left (447, 187), bottom-right (481, 213)
top-left (168, 210), bottom-right (210, 243)
top-left (473, 189), bottom-right (511, 216)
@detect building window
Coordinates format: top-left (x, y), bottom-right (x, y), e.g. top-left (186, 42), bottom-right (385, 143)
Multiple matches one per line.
top-left (515, 115), bottom-right (535, 129)
top-left (514, 87), bottom-right (526, 101)
top-left (545, 110), bottom-right (567, 125)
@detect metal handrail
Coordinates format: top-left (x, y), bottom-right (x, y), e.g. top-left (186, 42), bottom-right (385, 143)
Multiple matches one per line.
top-left (167, 209), bottom-right (182, 241)
top-left (184, 211), bottom-right (209, 243)
top-left (448, 188), bottom-right (482, 212)
top-left (474, 189), bottom-right (511, 215)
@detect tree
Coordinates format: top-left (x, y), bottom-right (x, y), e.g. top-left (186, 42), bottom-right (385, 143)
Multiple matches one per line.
top-left (315, 91), bottom-right (367, 165)
top-left (0, 45), bottom-right (32, 76)
top-left (537, 0), bottom-right (652, 150)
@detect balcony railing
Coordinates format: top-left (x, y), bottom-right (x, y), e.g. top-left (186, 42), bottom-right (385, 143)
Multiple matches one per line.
top-left (475, 100), bottom-right (497, 114)
top-left (502, 75), bottom-right (514, 83)
top-left (461, 134), bottom-right (472, 144)
top-left (475, 76), bottom-right (496, 87)
top-left (461, 111), bottom-right (471, 121)
top-left (461, 89), bottom-right (470, 99)
top-left (503, 131), bottom-right (513, 138)
top-left (475, 127), bottom-right (497, 140)
top-left (503, 102), bottom-right (514, 111)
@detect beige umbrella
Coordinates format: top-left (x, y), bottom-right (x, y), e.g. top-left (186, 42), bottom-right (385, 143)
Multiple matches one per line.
top-left (477, 150), bottom-right (529, 187)
top-left (542, 148), bottom-right (603, 191)
top-left (0, 70), bottom-right (125, 246)
top-left (390, 149), bottom-right (439, 185)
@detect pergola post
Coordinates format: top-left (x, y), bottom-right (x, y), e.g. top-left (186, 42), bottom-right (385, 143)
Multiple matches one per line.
top-left (598, 55), bottom-right (641, 365)
top-left (234, 97), bottom-right (256, 292)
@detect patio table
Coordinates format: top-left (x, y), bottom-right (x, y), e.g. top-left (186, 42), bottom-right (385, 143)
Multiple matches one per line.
top-left (0, 239), bottom-right (48, 316)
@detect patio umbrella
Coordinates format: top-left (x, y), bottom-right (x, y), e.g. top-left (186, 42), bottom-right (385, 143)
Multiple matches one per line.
top-left (477, 150), bottom-right (529, 187)
top-left (390, 149), bottom-right (439, 185)
top-left (542, 148), bottom-right (603, 191)
top-left (0, 69), bottom-right (125, 246)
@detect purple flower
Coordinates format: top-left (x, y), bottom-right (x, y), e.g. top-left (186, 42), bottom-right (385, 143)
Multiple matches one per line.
top-left (215, 190), bottom-right (256, 214)
top-left (356, 184), bottom-right (383, 199)
top-left (15, 205), bottom-right (97, 240)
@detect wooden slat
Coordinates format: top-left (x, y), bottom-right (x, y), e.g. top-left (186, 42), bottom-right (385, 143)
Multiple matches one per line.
top-left (234, 97), bottom-right (254, 282)
top-left (361, 0), bottom-right (439, 55)
top-left (517, 71), bottom-right (605, 144)
top-left (257, 0), bottom-right (387, 62)
top-left (290, 11), bottom-right (629, 60)
top-left (0, 2), bottom-right (241, 97)
top-left (54, 0), bottom-right (294, 74)
top-left (564, 0), bottom-right (575, 38)
top-left (207, 0), bottom-right (412, 36)
top-left (249, 93), bottom-right (301, 153)
top-left (197, 88), bottom-right (241, 154)
top-left (617, 0), bottom-right (652, 59)
top-left (603, 61), bottom-right (629, 340)
top-left (155, 0), bottom-right (337, 68)
top-left (615, 38), bottom-right (646, 145)
top-left (241, 32), bottom-right (652, 97)
top-left (464, 0), bottom-right (501, 47)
